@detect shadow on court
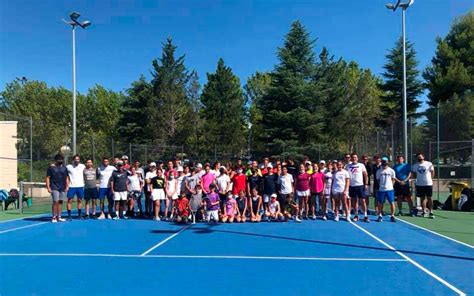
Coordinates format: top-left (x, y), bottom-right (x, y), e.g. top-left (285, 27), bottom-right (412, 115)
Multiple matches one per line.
top-left (186, 226), bottom-right (474, 262)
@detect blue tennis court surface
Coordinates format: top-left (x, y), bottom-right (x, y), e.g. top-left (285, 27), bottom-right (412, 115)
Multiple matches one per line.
top-left (1, 214), bottom-right (473, 295)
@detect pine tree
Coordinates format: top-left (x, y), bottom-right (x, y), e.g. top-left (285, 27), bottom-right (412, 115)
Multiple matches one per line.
top-left (423, 11), bottom-right (474, 141)
top-left (258, 20), bottom-right (324, 158)
top-left (150, 37), bottom-right (192, 146)
top-left (200, 58), bottom-right (245, 157)
top-left (380, 38), bottom-right (423, 123)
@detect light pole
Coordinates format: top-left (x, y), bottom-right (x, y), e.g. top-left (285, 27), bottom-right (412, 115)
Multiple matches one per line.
top-left (386, 0), bottom-right (414, 161)
top-left (62, 12), bottom-right (91, 155)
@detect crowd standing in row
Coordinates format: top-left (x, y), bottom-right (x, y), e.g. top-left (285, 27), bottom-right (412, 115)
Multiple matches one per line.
top-left (45, 152), bottom-right (435, 223)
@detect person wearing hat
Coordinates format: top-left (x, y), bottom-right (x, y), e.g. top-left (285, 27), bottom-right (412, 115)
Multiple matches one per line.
top-left (412, 153), bottom-right (435, 218)
top-left (266, 193), bottom-right (284, 221)
top-left (121, 155), bottom-right (131, 170)
top-left (110, 160), bottom-right (129, 219)
top-left (375, 157), bottom-right (397, 222)
top-left (347, 153), bottom-right (369, 222)
top-left (97, 157), bottom-right (117, 219)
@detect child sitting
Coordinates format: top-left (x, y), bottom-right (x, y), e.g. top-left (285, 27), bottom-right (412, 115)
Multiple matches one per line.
top-left (189, 184), bottom-right (204, 224)
top-left (266, 193), bottom-right (284, 221)
top-left (283, 194), bottom-right (301, 222)
top-left (175, 192), bottom-right (190, 224)
top-left (221, 191), bottom-right (237, 223)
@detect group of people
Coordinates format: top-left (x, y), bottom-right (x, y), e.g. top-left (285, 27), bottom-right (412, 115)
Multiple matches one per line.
top-left (45, 151), bottom-right (435, 224)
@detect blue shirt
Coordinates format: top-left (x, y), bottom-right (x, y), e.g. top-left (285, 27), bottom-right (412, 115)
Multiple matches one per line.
top-left (47, 165), bottom-right (68, 191)
top-left (393, 163), bottom-right (411, 181)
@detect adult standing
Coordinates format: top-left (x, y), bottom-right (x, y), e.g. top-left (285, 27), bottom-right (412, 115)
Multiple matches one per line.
top-left (371, 155), bottom-right (382, 212)
top-left (66, 154), bottom-right (86, 220)
top-left (110, 161), bottom-right (129, 219)
top-left (376, 157), bottom-right (397, 222)
top-left (278, 166), bottom-right (294, 212)
top-left (46, 154), bottom-right (69, 223)
top-left (347, 153), bottom-right (369, 222)
top-left (83, 158), bottom-right (98, 218)
top-left (144, 162), bottom-right (157, 217)
top-left (412, 153), bottom-right (435, 218)
top-left (393, 155), bottom-right (414, 216)
top-left (97, 157), bottom-right (116, 219)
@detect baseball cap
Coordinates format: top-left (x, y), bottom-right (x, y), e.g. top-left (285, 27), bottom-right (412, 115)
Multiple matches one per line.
top-left (121, 155), bottom-right (128, 160)
top-left (382, 157), bottom-right (389, 162)
top-left (267, 163), bottom-right (273, 169)
top-left (319, 160), bottom-right (326, 164)
top-left (271, 193), bottom-right (277, 198)
top-left (177, 166), bottom-right (184, 172)
top-left (149, 162), bottom-right (156, 167)
top-left (196, 163), bottom-right (203, 169)
top-left (116, 160), bottom-right (124, 166)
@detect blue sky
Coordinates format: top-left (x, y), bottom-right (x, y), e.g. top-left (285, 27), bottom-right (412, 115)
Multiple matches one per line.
top-left (0, 0), bottom-right (472, 109)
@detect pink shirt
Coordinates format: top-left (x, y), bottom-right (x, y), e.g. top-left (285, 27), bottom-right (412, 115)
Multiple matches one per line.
top-left (310, 171), bottom-right (325, 193)
top-left (201, 172), bottom-right (216, 193)
top-left (296, 172), bottom-right (310, 191)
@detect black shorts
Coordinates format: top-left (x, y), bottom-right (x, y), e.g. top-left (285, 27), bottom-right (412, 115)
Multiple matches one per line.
top-left (349, 185), bottom-right (366, 199)
top-left (394, 183), bottom-right (411, 197)
top-left (416, 186), bottom-right (433, 198)
top-left (84, 188), bottom-right (98, 200)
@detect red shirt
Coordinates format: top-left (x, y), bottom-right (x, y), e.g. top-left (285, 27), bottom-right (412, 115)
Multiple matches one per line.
top-left (309, 171), bottom-right (325, 193)
top-left (177, 197), bottom-right (189, 216)
top-left (296, 172), bottom-right (311, 192)
top-left (232, 174), bottom-right (247, 195)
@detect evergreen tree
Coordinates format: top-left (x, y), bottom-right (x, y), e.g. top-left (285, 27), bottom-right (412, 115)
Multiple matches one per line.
top-left (380, 38), bottom-right (423, 123)
top-left (150, 37), bottom-right (192, 146)
top-left (186, 70), bottom-right (203, 157)
top-left (259, 20), bottom-right (325, 158)
top-left (423, 11), bottom-right (474, 140)
top-left (200, 58), bottom-right (245, 156)
top-left (117, 75), bottom-right (153, 143)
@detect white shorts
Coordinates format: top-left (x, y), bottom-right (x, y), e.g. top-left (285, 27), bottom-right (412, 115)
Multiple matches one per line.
top-left (170, 193), bottom-right (178, 200)
top-left (296, 190), bottom-right (310, 197)
top-left (152, 189), bottom-right (166, 201)
top-left (113, 191), bottom-right (127, 201)
top-left (206, 210), bottom-right (219, 221)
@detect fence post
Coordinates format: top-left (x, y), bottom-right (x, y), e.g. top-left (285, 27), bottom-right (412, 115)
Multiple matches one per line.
top-left (19, 181), bottom-right (23, 214)
top-left (129, 143), bottom-right (132, 162)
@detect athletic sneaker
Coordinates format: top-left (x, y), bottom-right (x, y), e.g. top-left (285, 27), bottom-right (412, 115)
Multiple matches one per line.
top-left (423, 212), bottom-right (429, 218)
top-left (311, 214), bottom-right (316, 220)
top-left (153, 216), bottom-right (161, 221)
top-left (334, 215), bottom-right (339, 222)
top-left (107, 213), bottom-right (112, 219)
top-left (122, 215), bottom-right (129, 220)
top-left (295, 216), bottom-right (302, 223)
top-left (363, 216), bottom-right (370, 223)
top-left (345, 216), bottom-right (350, 222)
top-left (97, 213), bottom-right (105, 220)
top-left (57, 217), bottom-right (66, 222)
top-left (376, 216), bottom-right (383, 222)
top-left (429, 213), bottom-right (435, 219)
top-left (51, 217), bottom-right (57, 223)
top-left (322, 215), bottom-right (327, 221)
top-left (84, 214), bottom-right (89, 220)
top-left (113, 216), bottom-right (119, 220)
top-left (390, 216), bottom-right (396, 222)
top-left (353, 215), bottom-right (359, 222)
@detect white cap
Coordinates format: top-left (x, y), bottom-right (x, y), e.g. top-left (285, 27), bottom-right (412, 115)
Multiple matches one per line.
top-left (271, 193), bottom-right (278, 198)
top-left (267, 163), bottom-right (273, 169)
top-left (196, 163), bottom-right (203, 169)
top-left (177, 166), bottom-right (183, 172)
top-left (319, 160), bottom-right (326, 164)
top-left (121, 155), bottom-right (128, 160)
top-left (149, 162), bottom-right (156, 167)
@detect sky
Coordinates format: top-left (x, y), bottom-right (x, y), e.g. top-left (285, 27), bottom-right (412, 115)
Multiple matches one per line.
top-left (0, 0), bottom-right (472, 110)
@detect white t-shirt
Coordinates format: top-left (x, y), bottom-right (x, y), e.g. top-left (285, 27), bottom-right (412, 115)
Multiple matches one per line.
top-left (136, 167), bottom-right (145, 179)
top-left (347, 162), bottom-right (366, 187)
top-left (376, 167), bottom-right (396, 192)
top-left (66, 163), bottom-right (85, 187)
top-left (324, 171), bottom-right (333, 195)
top-left (269, 200), bottom-right (280, 213)
top-left (216, 174), bottom-right (230, 193)
top-left (332, 170), bottom-right (350, 193)
top-left (412, 161), bottom-right (434, 186)
top-left (97, 165), bottom-right (116, 188)
top-left (145, 171), bottom-right (157, 191)
top-left (128, 174), bottom-right (141, 191)
top-left (176, 175), bottom-right (185, 195)
top-left (279, 174), bottom-right (294, 195)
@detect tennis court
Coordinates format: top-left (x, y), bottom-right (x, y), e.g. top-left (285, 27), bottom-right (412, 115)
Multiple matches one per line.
top-left (0, 212), bottom-right (473, 296)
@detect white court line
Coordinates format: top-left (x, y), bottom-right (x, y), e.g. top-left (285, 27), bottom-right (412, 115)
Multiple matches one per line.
top-left (396, 217), bottom-right (474, 249)
top-left (0, 253), bottom-right (407, 262)
top-left (350, 221), bottom-right (466, 296)
top-left (140, 224), bottom-right (192, 256)
top-left (0, 222), bottom-right (49, 234)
